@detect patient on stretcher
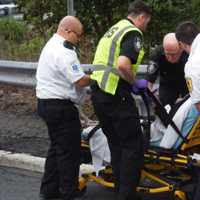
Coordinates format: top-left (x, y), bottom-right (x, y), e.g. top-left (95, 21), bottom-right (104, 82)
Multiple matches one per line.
top-left (150, 97), bottom-right (199, 149)
top-left (81, 97), bottom-right (199, 172)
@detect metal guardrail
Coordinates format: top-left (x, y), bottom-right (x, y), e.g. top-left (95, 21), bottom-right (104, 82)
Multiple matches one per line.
top-left (0, 60), bottom-right (148, 88)
top-left (0, 60), bottom-right (37, 87)
top-left (0, 60), bottom-right (152, 116)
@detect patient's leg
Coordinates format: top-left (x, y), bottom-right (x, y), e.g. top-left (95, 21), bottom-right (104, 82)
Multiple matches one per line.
top-left (173, 105), bottom-right (199, 148)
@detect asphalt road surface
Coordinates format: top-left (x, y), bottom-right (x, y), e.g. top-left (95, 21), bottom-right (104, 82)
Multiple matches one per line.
top-left (0, 166), bottom-right (115, 200)
top-left (0, 166), bottom-right (175, 200)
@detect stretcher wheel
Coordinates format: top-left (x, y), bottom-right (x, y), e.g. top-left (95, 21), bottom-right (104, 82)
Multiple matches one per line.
top-left (173, 191), bottom-right (187, 200)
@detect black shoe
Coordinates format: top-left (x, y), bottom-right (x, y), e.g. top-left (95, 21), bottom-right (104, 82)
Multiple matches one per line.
top-left (40, 187), bottom-right (87, 200)
top-left (39, 193), bottom-right (61, 200)
top-left (74, 187), bottom-right (87, 199)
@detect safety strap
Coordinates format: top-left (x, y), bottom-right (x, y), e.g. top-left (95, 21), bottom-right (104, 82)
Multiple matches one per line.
top-left (146, 88), bottom-right (187, 143)
top-left (87, 124), bottom-right (102, 141)
top-left (140, 90), bottom-right (151, 149)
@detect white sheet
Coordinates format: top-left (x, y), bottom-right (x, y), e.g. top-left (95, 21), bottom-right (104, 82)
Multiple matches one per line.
top-left (159, 98), bottom-right (192, 148)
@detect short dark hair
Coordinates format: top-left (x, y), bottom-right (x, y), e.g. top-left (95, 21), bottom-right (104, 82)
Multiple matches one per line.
top-left (175, 21), bottom-right (200, 45)
top-left (128, 0), bottom-right (152, 17)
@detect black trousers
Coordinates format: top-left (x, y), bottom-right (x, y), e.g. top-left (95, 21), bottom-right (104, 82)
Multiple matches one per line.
top-left (37, 99), bottom-right (81, 200)
top-left (91, 87), bottom-right (144, 200)
top-left (194, 167), bottom-right (200, 200)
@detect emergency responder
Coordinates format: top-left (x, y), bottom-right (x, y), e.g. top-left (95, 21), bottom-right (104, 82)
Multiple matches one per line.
top-left (175, 21), bottom-right (200, 200)
top-left (90, 1), bottom-right (152, 199)
top-left (147, 33), bottom-right (189, 107)
top-left (36, 16), bottom-right (90, 200)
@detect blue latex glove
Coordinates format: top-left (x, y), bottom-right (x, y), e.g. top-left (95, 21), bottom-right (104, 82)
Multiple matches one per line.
top-left (132, 79), bottom-right (148, 95)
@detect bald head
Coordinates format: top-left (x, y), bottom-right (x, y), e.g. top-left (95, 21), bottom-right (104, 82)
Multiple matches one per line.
top-left (163, 33), bottom-right (182, 63)
top-left (57, 16), bottom-right (82, 33)
top-left (163, 33), bottom-right (179, 51)
top-left (57, 16), bottom-right (83, 44)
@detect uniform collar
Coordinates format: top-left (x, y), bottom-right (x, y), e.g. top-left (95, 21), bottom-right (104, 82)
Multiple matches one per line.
top-left (53, 33), bottom-right (76, 50)
top-left (126, 18), bottom-right (136, 26)
top-left (63, 40), bottom-right (76, 50)
top-left (53, 33), bottom-right (65, 42)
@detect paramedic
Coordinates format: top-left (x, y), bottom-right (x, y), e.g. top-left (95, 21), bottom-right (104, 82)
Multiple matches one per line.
top-left (175, 22), bottom-right (200, 118)
top-left (147, 33), bottom-right (189, 106)
top-left (175, 20), bottom-right (200, 200)
top-left (36, 16), bottom-right (90, 200)
top-left (90, 1), bottom-right (152, 199)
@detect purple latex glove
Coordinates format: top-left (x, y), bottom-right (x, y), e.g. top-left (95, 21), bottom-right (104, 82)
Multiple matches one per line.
top-left (132, 79), bottom-right (148, 95)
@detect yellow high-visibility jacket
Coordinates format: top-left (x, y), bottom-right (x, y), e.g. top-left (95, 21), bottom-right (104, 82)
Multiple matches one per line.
top-left (91, 19), bottom-right (145, 95)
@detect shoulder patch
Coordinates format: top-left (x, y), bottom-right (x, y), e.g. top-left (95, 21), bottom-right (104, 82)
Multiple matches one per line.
top-left (148, 61), bottom-right (158, 74)
top-left (134, 37), bottom-right (142, 52)
top-left (71, 64), bottom-right (79, 72)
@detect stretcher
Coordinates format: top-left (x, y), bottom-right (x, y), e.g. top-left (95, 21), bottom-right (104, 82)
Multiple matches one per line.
top-left (78, 89), bottom-right (200, 200)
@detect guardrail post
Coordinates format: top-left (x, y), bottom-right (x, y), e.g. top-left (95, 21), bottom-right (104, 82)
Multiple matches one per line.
top-left (67, 0), bottom-right (75, 16)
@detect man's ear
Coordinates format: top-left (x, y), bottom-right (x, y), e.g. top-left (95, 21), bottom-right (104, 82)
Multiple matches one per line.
top-left (179, 41), bottom-right (186, 50)
top-left (182, 43), bottom-right (190, 53)
top-left (141, 12), bottom-right (148, 20)
top-left (138, 13), bottom-right (145, 21)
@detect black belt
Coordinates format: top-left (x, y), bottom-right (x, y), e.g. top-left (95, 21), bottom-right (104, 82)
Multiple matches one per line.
top-left (90, 80), bottom-right (133, 102)
top-left (37, 98), bottom-right (74, 105)
top-left (90, 79), bottom-right (132, 93)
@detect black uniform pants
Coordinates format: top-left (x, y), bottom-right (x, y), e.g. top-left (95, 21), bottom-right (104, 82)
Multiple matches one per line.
top-left (91, 87), bottom-right (144, 200)
top-left (194, 167), bottom-right (200, 200)
top-left (37, 99), bottom-right (81, 200)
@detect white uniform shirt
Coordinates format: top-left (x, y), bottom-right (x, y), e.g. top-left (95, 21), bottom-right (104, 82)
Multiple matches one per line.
top-left (36, 34), bottom-right (86, 104)
top-left (184, 33), bottom-right (200, 105)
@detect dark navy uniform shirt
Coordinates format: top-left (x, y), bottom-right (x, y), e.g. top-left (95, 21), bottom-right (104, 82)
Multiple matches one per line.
top-left (117, 19), bottom-right (143, 91)
top-left (147, 45), bottom-right (189, 94)
top-left (119, 19), bottom-right (142, 64)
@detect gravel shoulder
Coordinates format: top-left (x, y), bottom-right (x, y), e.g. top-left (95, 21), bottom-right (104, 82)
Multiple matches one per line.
top-left (0, 84), bottom-right (48, 157)
top-left (0, 84), bottom-right (94, 158)
top-left (0, 110), bottom-right (49, 157)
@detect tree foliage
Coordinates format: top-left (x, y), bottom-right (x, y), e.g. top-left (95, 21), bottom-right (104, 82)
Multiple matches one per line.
top-left (75, 0), bottom-right (129, 42)
top-left (16, 0), bottom-right (200, 56)
top-left (17, 0), bottom-right (67, 35)
top-left (145, 0), bottom-right (199, 47)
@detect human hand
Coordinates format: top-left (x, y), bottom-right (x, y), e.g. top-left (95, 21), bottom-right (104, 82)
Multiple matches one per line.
top-left (132, 79), bottom-right (148, 95)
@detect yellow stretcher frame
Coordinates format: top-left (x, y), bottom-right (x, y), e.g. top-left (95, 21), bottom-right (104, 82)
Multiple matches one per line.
top-left (79, 117), bottom-right (200, 200)
top-left (181, 117), bottom-right (200, 151)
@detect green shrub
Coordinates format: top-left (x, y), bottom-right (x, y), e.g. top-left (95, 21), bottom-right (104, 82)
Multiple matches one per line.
top-left (0, 17), bottom-right (27, 42)
top-left (15, 36), bottom-right (46, 61)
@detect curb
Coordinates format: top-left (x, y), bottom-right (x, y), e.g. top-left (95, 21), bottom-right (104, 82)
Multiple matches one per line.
top-left (0, 150), bottom-right (95, 174)
top-left (0, 150), bottom-right (45, 172)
